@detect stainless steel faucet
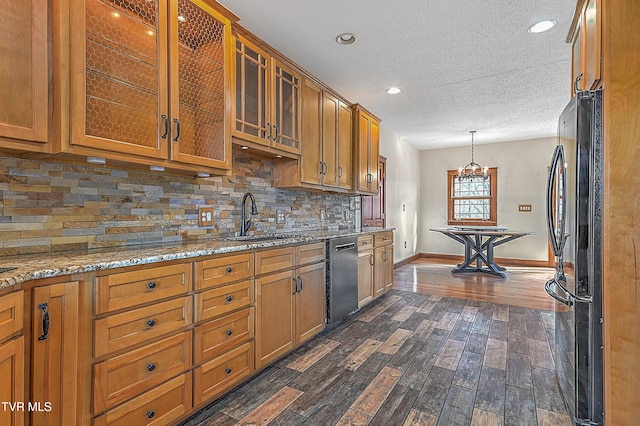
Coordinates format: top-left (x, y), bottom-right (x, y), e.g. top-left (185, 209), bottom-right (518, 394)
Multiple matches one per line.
top-left (240, 192), bottom-right (258, 236)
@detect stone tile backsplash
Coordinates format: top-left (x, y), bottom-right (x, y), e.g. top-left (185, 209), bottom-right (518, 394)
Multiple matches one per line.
top-left (0, 148), bottom-right (359, 256)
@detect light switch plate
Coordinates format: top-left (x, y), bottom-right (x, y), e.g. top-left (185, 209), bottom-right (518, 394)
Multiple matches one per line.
top-left (198, 206), bottom-right (214, 226)
top-left (320, 209), bottom-right (326, 222)
top-left (518, 204), bottom-right (532, 212)
top-left (276, 210), bottom-right (286, 224)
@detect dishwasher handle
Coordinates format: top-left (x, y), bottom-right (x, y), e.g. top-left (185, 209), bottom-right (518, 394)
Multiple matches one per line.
top-left (334, 242), bottom-right (356, 252)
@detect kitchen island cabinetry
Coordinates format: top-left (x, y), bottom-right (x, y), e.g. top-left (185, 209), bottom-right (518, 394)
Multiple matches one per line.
top-left (67, 0), bottom-right (235, 174)
top-left (0, 0), bottom-right (49, 152)
top-left (255, 243), bottom-right (326, 369)
top-left (0, 290), bottom-right (24, 426)
top-left (353, 104), bottom-right (381, 195)
top-left (233, 33), bottom-right (301, 156)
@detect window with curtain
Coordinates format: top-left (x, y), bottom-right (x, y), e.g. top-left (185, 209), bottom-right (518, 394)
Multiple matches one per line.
top-left (447, 167), bottom-right (497, 226)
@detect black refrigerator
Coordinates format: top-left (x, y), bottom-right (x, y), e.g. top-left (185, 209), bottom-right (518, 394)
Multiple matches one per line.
top-left (545, 89), bottom-right (604, 425)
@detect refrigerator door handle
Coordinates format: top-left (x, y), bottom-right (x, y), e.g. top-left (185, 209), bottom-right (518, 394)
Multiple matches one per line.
top-left (545, 278), bottom-right (574, 306)
top-left (546, 145), bottom-right (567, 258)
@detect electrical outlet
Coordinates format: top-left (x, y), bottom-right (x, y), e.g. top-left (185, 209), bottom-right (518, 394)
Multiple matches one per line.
top-left (276, 210), bottom-right (286, 224)
top-left (404, 241), bottom-right (407, 248)
top-left (320, 209), bottom-right (326, 222)
top-left (344, 209), bottom-right (352, 221)
top-left (198, 206), bottom-right (214, 227)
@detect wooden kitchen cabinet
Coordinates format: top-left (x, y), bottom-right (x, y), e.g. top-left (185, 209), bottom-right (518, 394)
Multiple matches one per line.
top-left (0, 336), bottom-right (24, 426)
top-left (570, 0), bottom-right (602, 93)
top-left (0, 0), bottom-right (49, 152)
top-left (353, 104), bottom-right (381, 194)
top-left (233, 33), bottom-right (301, 155)
top-left (68, 0), bottom-right (235, 172)
top-left (30, 280), bottom-right (82, 426)
top-left (255, 243), bottom-right (326, 369)
top-left (357, 236), bottom-right (374, 307)
top-left (0, 290), bottom-right (24, 426)
top-left (275, 80), bottom-right (353, 192)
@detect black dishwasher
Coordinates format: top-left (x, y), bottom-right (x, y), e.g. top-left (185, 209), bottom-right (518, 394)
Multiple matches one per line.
top-left (327, 236), bottom-right (358, 324)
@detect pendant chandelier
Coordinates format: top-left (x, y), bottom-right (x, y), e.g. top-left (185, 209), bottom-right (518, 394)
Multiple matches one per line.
top-left (457, 130), bottom-right (489, 181)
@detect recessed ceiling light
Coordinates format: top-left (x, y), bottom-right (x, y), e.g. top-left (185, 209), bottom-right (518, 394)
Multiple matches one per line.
top-left (386, 87), bottom-right (401, 95)
top-left (335, 33), bottom-right (357, 45)
top-left (528, 19), bottom-right (556, 33)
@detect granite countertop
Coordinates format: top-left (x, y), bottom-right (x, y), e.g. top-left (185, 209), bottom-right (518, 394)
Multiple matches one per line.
top-left (0, 228), bottom-right (394, 290)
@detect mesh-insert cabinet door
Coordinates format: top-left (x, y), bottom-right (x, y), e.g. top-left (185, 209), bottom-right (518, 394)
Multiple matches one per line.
top-left (169, 0), bottom-right (231, 169)
top-left (71, 0), bottom-right (169, 158)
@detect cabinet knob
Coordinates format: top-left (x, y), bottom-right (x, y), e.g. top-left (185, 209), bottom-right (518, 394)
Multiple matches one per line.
top-left (147, 319), bottom-right (156, 328)
top-left (225, 295), bottom-right (233, 303)
top-left (148, 281), bottom-right (157, 289)
top-left (147, 410), bottom-right (155, 419)
top-left (226, 267), bottom-right (233, 273)
top-left (226, 329), bottom-right (233, 336)
top-left (225, 367), bottom-right (232, 375)
top-left (146, 363), bottom-right (156, 372)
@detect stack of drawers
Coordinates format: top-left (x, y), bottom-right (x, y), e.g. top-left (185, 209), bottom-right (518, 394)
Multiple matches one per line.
top-left (192, 253), bottom-right (255, 406)
top-left (92, 263), bottom-right (193, 425)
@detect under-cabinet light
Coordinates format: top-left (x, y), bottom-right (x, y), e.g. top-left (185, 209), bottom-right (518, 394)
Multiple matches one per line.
top-left (196, 172), bottom-right (210, 178)
top-left (87, 156), bottom-right (106, 165)
top-left (150, 165), bottom-right (165, 172)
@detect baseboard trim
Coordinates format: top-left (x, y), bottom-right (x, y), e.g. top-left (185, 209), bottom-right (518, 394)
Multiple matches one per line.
top-left (418, 253), bottom-right (553, 268)
top-left (394, 254), bottom-right (421, 269)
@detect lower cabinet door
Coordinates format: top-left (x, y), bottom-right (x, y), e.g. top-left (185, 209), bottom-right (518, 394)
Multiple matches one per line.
top-left (357, 250), bottom-right (374, 307)
top-left (31, 281), bottom-right (80, 426)
top-left (93, 373), bottom-right (192, 426)
top-left (0, 336), bottom-right (24, 426)
top-left (193, 341), bottom-right (254, 406)
top-left (255, 270), bottom-right (295, 369)
top-left (295, 262), bottom-right (326, 345)
top-left (373, 247), bottom-right (386, 297)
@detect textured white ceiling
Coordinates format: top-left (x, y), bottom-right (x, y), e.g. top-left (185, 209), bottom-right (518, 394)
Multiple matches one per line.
top-left (217, 0), bottom-right (575, 150)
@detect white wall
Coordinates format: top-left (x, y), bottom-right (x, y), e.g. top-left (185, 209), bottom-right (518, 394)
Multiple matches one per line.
top-left (379, 126), bottom-right (420, 263)
top-left (419, 137), bottom-right (556, 261)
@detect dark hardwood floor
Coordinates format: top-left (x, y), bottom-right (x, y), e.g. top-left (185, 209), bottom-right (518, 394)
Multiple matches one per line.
top-left (181, 260), bottom-right (569, 426)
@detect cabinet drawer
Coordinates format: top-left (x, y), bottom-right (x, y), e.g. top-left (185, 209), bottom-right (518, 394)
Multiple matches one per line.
top-left (193, 341), bottom-right (254, 406)
top-left (94, 297), bottom-right (192, 358)
top-left (0, 290), bottom-right (23, 342)
top-left (93, 372), bottom-right (192, 426)
top-left (93, 331), bottom-right (192, 414)
top-left (194, 280), bottom-right (254, 323)
top-left (358, 235), bottom-right (373, 252)
top-left (195, 253), bottom-right (254, 291)
top-left (255, 247), bottom-right (295, 275)
top-left (95, 263), bottom-right (191, 314)
top-left (374, 231), bottom-right (393, 247)
top-left (194, 307), bottom-right (254, 364)
top-left (296, 242), bottom-right (325, 266)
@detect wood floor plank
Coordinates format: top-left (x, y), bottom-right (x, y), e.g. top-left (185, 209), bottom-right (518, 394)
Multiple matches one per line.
top-left (471, 408), bottom-right (505, 426)
top-left (453, 351), bottom-right (483, 389)
top-left (369, 384), bottom-right (419, 425)
top-left (504, 385), bottom-right (537, 426)
top-left (438, 385), bottom-right (477, 425)
top-left (335, 408), bottom-right (372, 425)
top-left (413, 366), bottom-right (455, 416)
top-left (474, 366), bottom-right (506, 415)
top-left (528, 339), bottom-right (554, 369)
top-left (237, 386), bottom-right (303, 425)
top-left (484, 338), bottom-right (508, 370)
top-left (378, 328), bottom-right (413, 355)
top-left (536, 408), bottom-right (572, 426)
top-left (434, 338), bottom-right (466, 370)
top-left (492, 305), bottom-right (509, 322)
top-left (436, 312), bottom-right (460, 331)
top-left (399, 350), bottom-right (438, 390)
top-left (349, 366), bottom-right (403, 416)
top-left (506, 351), bottom-right (533, 389)
top-left (340, 338), bottom-right (383, 371)
top-left (412, 319), bottom-right (438, 342)
top-left (287, 339), bottom-right (341, 372)
top-left (416, 300), bottom-right (438, 314)
top-left (531, 367), bottom-right (568, 413)
top-left (357, 295), bottom-right (403, 322)
top-left (403, 408), bottom-right (438, 426)
top-left (392, 305), bottom-right (419, 322)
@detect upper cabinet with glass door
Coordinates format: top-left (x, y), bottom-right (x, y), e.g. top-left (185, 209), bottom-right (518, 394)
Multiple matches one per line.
top-left (233, 32), bottom-right (301, 156)
top-left (67, 0), bottom-right (236, 173)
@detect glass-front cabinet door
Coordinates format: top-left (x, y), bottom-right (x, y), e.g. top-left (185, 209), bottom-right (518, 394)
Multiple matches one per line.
top-left (71, 0), bottom-right (169, 158)
top-left (169, 0), bottom-right (231, 169)
top-left (233, 35), bottom-right (300, 155)
top-left (233, 38), bottom-right (269, 145)
top-left (272, 60), bottom-right (300, 154)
